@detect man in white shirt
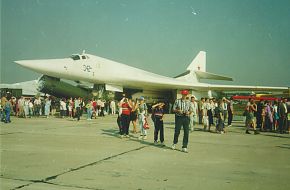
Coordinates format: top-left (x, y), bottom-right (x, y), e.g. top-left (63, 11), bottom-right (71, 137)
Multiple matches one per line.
top-left (110, 100), bottom-right (116, 115)
top-left (100, 100), bottom-right (105, 116)
top-left (189, 96), bottom-right (198, 132)
top-left (18, 96), bottom-right (25, 117)
top-left (172, 90), bottom-right (193, 153)
top-left (28, 99), bottom-right (34, 117)
top-left (34, 97), bottom-right (41, 116)
top-left (60, 99), bottom-right (67, 118)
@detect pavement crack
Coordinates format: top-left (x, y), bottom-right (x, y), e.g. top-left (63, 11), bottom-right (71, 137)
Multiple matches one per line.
top-left (43, 181), bottom-right (103, 190)
top-left (0, 176), bottom-right (31, 182)
top-left (0, 132), bottom-right (24, 135)
top-left (4, 146), bottom-right (147, 189)
top-left (44, 175), bottom-right (58, 181)
top-left (43, 145), bottom-right (147, 181)
top-left (11, 182), bottom-right (34, 190)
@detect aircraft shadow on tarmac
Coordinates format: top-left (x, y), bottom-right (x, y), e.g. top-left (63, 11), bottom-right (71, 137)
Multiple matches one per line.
top-left (101, 129), bottom-right (179, 152)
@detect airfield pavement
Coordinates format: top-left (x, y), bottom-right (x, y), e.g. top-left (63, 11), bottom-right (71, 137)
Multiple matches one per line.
top-left (0, 114), bottom-right (289, 190)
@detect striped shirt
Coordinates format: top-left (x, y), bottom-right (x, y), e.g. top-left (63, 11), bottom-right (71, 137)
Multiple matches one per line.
top-left (173, 99), bottom-right (192, 116)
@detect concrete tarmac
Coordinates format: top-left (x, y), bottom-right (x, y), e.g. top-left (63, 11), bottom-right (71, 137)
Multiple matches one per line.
top-left (1, 115), bottom-right (289, 190)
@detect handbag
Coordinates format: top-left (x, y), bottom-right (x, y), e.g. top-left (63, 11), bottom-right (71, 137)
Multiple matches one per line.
top-left (143, 118), bottom-right (150, 129)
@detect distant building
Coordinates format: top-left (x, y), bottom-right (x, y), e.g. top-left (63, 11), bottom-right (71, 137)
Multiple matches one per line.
top-left (0, 80), bottom-right (42, 97)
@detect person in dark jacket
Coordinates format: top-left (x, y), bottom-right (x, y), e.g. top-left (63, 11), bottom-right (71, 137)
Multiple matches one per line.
top-left (278, 97), bottom-right (288, 134)
top-left (152, 102), bottom-right (165, 146)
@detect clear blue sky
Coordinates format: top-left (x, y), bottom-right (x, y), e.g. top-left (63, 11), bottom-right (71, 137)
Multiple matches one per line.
top-left (1, 0), bottom-right (290, 87)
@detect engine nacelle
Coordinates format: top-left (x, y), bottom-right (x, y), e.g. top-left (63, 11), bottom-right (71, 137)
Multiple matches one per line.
top-left (38, 75), bottom-right (91, 98)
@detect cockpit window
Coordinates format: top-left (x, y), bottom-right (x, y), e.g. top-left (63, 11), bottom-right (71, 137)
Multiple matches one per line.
top-left (70, 55), bottom-right (80, 60)
top-left (70, 54), bottom-right (89, 60)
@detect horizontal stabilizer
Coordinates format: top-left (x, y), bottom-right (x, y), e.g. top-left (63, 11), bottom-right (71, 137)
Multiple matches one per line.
top-left (195, 71), bottom-right (233, 81)
top-left (174, 70), bottom-right (191, 78)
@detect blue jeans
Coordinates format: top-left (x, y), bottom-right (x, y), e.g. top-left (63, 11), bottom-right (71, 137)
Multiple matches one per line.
top-left (87, 109), bottom-right (92, 119)
top-left (138, 114), bottom-right (147, 136)
top-left (5, 109), bottom-right (11, 123)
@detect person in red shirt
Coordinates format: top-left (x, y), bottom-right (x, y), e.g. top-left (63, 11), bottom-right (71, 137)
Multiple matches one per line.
top-left (92, 99), bottom-right (97, 119)
top-left (119, 97), bottom-right (133, 138)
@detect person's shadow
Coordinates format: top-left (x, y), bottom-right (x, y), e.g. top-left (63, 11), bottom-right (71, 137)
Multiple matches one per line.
top-left (101, 128), bottom-right (174, 151)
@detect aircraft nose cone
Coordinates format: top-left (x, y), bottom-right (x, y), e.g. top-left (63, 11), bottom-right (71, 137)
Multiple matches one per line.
top-left (15, 60), bottom-right (34, 68)
top-left (14, 59), bottom-right (57, 74)
top-left (15, 58), bottom-right (71, 76)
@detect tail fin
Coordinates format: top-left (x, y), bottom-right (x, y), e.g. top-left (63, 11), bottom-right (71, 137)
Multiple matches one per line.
top-left (187, 51), bottom-right (206, 72)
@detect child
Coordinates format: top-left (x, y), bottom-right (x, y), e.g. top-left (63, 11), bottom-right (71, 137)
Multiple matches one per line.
top-left (152, 102), bottom-right (165, 145)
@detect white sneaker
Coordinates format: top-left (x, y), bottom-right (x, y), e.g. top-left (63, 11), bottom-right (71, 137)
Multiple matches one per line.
top-left (160, 142), bottom-right (165, 146)
top-left (143, 136), bottom-right (147, 140)
top-left (138, 136), bottom-right (143, 140)
top-left (125, 135), bottom-right (130, 138)
top-left (171, 144), bottom-right (176, 150)
top-left (182, 148), bottom-right (188, 153)
top-left (154, 141), bottom-right (158, 145)
top-left (120, 135), bottom-right (124, 138)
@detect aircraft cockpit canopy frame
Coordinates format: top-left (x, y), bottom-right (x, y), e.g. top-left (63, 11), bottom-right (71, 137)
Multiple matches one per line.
top-left (70, 54), bottom-right (89, 61)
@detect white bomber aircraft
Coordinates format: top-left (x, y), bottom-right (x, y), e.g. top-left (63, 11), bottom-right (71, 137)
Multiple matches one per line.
top-left (15, 51), bottom-right (288, 99)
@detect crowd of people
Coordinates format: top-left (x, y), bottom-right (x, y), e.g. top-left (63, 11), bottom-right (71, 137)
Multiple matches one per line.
top-left (244, 97), bottom-right (289, 134)
top-left (1, 91), bottom-right (289, 153)
top-left (195, 96), bottom-right (235, 134)
top-left (0, 95), bottom-right (117, 122)
top-left (117, 94), bottom-right (166, 145)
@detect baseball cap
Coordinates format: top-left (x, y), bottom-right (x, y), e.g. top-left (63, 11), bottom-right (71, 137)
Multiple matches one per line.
top-left (181, 90), bottom-right (189, 95)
